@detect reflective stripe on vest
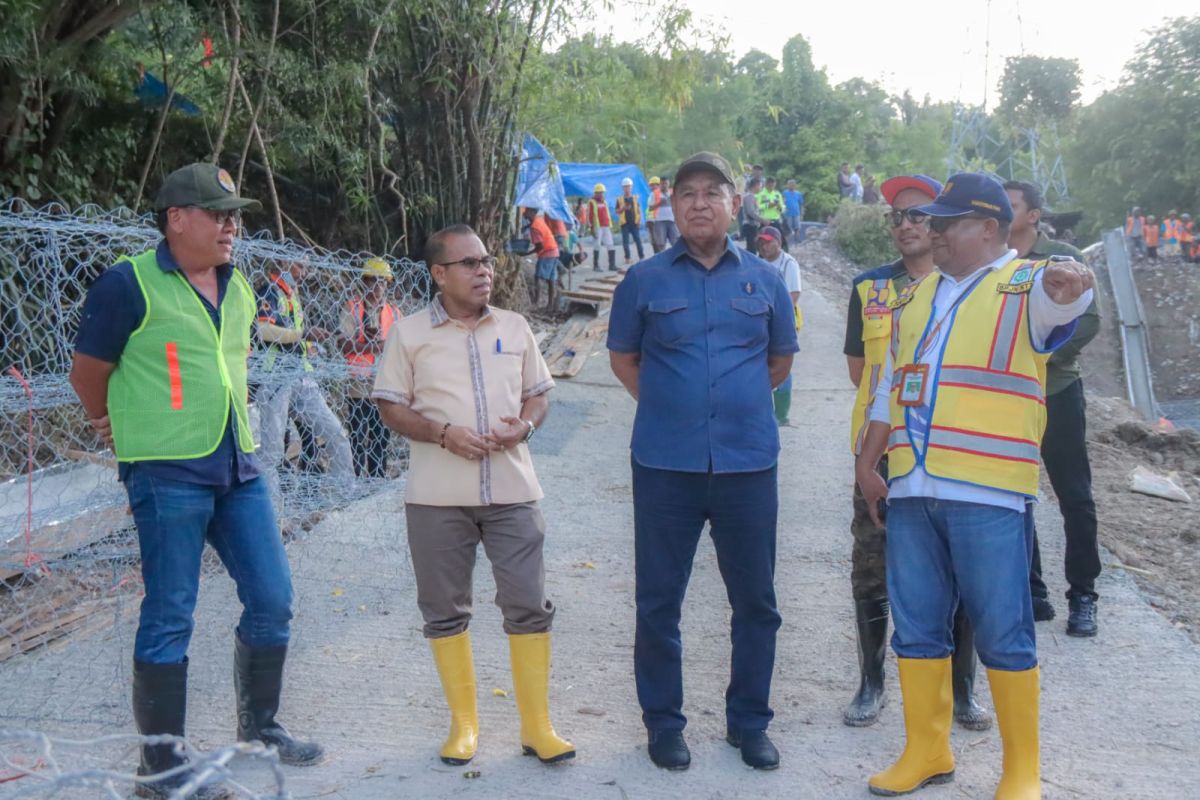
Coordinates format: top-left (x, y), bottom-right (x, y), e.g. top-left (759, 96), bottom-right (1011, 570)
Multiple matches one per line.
top-left (885, 258), bottom-right (1051, 496)
top-left (345, 299), bottom-right (399, 378)
top-left (107, 249), bottom-right (256, 462)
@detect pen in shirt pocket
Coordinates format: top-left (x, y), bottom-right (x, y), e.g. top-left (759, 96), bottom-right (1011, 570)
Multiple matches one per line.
top-left (496, 338), bottom-right (502, 353)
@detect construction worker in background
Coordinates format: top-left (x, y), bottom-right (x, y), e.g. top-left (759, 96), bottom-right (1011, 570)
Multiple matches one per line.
top-left (339, 257), bottom-right (401, 478)
top-left (256, 260), bottom-right (355, 511)
top-left (1179, 213), bottom-right (1195, 263)
top-left (842, 174), bottom-right (991, 731)
top-left (1006, 181), bottom-right (1102, 636)
top-left (647, 176), bottom-right (672, 254)
top-left (756, 226), bottom-right (802, 426)
top-left (585, 183), bottom-right (616, 272)
top-left (856, 173), bottom-right (1095, 799)
top-left (741, 177), bottom-right (764, 255)
top-left (1162, 210), bottom-right (1180, 258)
top-left (373, 223), bottom-right (573, 768)
top-left (1126, 206), bottom-right (1145, 259)
top-left (756, 177), bottom-right (787, 253)
top-left (615, 176), bottom-right (645, 264)
top-left (548, 213), bottom-right (573, 272)
top-left (68, 163), bottom-right (322, 799)
top-left (524, 207), bottom-right (562, 311)
top-left (1144, 214), bottom-right (1160, 261)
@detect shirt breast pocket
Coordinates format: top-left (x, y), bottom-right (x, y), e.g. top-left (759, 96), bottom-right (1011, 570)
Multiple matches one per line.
top-left (730, 297), bottom-right (769, 346)
top-left (862, 314), bottom-right (890, 342)
top-left (647, 298), bottom-right (690, 347)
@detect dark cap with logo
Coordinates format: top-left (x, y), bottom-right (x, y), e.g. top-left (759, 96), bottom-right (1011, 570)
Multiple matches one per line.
top-left (154, 163), bottom-right (263, 212)
top-left (674, 151), bottom-right (736, 187)
top-left (914, 172), bottom-right (1012, 223)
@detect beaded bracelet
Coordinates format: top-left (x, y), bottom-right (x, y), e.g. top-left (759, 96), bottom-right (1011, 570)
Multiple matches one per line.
top-left (439, 422), bottom-right (452, 449)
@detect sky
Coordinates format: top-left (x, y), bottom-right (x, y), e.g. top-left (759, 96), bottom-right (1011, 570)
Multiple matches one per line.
top-left (591, 0), bottom-right (1184, 106)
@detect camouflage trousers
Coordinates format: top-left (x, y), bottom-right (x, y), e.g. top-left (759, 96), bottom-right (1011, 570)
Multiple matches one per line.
top-left (850, 457), bottom-right (888, 600)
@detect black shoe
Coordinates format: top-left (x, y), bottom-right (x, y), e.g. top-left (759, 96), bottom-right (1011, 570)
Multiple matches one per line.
top-left (844, 597), bottom-right (888, 727)
top-left (1031, 596), bottom-right (1056, 622)
top-left (951, 608), bottom-right (992, 731)
top-left (132, 660), bottom-right (233, 800)
top-left (1067, 595), bottom-right (1098, 637)
top-left (647, 729), bottom-right (690, 770)
top-left (234, 636), bottom-right (325, 766)
top-left (726, 729), bottom-right (779, 770)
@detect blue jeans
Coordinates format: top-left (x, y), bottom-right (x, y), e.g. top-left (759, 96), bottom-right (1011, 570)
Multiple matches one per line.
top-left (621, 223), bottom-right (645, 261)
top-left (631, 460), bottom-right (781, 732)
top-left (886, 497), bottom-right (1036, 671)
top-left (126, 470), bottom-right (294, 664)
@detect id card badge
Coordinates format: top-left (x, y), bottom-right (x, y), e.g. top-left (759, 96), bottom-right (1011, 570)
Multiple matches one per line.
top-left (897, 363), bottom-right (930, 407)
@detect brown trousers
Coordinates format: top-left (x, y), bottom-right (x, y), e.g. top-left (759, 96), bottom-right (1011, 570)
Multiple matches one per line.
top-left (405, 502), bottom-right (555, 639)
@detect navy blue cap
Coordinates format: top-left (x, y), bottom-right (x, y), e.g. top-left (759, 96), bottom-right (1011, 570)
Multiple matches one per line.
top-left (914, 172), bottom-right (1013, 223)
top-left (880, 174), bottom-right (943, 205)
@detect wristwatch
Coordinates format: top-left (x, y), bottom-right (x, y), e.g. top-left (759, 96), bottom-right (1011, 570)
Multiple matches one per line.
top-left (521, 418), bottom-right (537, 443)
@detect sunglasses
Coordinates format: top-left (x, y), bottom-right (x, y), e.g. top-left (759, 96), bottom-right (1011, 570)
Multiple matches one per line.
top-left (887, 208), bottom-right (930, 228)
top-left (197, 208), bottom-right (243, 226)
top-left (928, 215), bottom-right (990, 233)
top-left (439, 255), bottom-right (497, 271)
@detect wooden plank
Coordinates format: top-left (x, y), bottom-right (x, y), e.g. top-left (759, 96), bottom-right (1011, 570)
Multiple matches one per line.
top-left (561, 290), bottom-right (613, 304)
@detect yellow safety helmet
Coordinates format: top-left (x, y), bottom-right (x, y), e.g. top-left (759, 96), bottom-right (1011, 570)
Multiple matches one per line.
top-left (649, 176), bottom-right (661, 185)
top-left (593, 183), bottom-right (606, 193)
top-left (363, 257), bottom-right (394, 281)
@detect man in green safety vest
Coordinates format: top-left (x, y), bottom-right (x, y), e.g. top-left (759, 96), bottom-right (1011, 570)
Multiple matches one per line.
top-left (69, 163), bottom-right (322, 799)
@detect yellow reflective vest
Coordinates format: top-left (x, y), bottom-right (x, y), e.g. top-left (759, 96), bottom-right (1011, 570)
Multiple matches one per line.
top-left (850, 273), bottom-right (915, 454)
top-left (886, 258), bottom-right (1053, 496)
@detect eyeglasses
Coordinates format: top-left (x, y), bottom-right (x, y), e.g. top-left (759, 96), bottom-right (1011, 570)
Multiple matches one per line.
top-left (439, 255), bottom-right (497, 271)
top-left (887, 208), bottom-right (930, 228)
top-left (199, 208), bottom-right (242, 226)
top-left (928, 214), bottom-right (988, 233)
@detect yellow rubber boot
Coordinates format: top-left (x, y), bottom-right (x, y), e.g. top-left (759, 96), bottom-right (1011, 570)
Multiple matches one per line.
top-left (508, 633), bottom-right (575, 764)
top-left (988, 667), bottom-right (1041, 800)
top-left (429, 631), bottom-right (479, 765)
top-left (869, 657), bottom-right (956, 796)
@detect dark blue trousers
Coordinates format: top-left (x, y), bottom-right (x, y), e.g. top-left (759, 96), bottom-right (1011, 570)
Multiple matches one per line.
top-left (631, 459), bottom-right (781, 732)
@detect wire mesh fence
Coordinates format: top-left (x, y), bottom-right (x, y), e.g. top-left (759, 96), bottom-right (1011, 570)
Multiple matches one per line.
top-left (0, 730), bottom-right (289, 798)
top-left (0, 199), bottom-right (430, 725)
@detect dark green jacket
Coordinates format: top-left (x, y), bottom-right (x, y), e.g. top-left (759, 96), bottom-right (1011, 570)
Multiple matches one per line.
top-left (1025, 233), bottom-right (1099, 396)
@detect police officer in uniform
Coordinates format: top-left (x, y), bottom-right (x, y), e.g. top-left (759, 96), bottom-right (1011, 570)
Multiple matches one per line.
top-left (69, 164), bottom-right (322, 799)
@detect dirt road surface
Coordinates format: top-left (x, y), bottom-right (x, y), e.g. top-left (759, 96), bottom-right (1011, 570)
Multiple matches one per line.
top-left (5, 283), bottom-right (1198, 799)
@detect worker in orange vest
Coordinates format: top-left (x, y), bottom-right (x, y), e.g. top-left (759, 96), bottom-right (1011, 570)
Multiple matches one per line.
top-left (1143, 214), bottom-right (1160, 262)
top-left (1125, 206), bottom-right (1145, 258)
top-left (1162, 210), bottom-right (1180, 258)
top-left (1179, 213), bottom-right (1195, 263)
top-left (339, 257), bottom-right (401, 477)
top-left (585, 184), bottom-right (617, 272)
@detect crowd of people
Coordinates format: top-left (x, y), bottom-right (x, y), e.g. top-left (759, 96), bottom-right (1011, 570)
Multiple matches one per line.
top-left (1125, 206), bottom-right (1197, 262)
top-left (66, 154), bottom-right (1107, 800)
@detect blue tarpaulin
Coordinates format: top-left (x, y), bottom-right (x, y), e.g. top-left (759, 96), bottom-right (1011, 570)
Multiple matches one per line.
top-left (134, 70), bottom-right (201, 116)
top-left (559, 162), bottom-right (651, 225)
top-left (513, 134), bottom-right (575, 225)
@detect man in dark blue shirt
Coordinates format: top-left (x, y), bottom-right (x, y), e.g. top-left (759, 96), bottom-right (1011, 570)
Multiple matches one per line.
top-left (69, 164), bottom-right (322, 799)
top-left (608, 152), bottom-right (798, 771)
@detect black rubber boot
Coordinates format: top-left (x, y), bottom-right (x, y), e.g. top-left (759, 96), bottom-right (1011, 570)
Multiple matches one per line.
top-left (844, 597), bottom-right (888, 726)
top-left (951, 608), bottom-right (993, 731)
top-left (235, 636), bottom-right (325, 766)
top-left (593, 250), bottom-right (601, 271)
top-left (133, 660), bottom-right (232, 800)
top-left (607, 249), bottom-right (617, 271)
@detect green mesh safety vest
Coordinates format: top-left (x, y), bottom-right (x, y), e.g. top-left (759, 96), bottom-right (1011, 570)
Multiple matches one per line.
top-left (107, 249), bottom-right (256, 461)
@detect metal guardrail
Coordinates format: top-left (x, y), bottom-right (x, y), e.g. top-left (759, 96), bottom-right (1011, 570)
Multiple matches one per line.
top-left (1101, 228), bottom-right (1159, 419)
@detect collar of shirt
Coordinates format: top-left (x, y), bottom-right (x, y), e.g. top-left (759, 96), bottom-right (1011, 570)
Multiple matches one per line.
top-left (936, 248), bottom-right (1017, 289)
top-left (156, 239), bottom-right (233, 281)
top-left (667, 236), bottom-right (743, 272)
top-left (430, 293), bottom-right (495, 327)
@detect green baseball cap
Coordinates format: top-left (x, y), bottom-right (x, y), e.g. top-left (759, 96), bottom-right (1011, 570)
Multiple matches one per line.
top-left (154, 163), bottom-right (263, 212)
top-left (675, 151), bottom-right (736, 187)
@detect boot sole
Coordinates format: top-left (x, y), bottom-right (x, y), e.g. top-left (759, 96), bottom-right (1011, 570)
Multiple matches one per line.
top-left (441, 754), bottom-right (474, 766)
top-left (522, 746), bottom-right (575, 765)
top-left (1066, 627), bottom-right (1097, 638)
top-left (869, 770), bottom-right (955, 796)
top-left (954, 711), bottom-right (993, 731)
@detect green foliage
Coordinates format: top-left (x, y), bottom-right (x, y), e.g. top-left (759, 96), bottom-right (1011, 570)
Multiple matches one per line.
top-left (1067, 16), bottom-right (1200, 238)
top-left (997, 56), bottom-right (1081, 124)
top-left (833, 201), bottom-right (894, 268)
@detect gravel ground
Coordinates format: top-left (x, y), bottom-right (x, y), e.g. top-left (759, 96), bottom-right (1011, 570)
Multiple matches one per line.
top-left (1, 282), bottom-right (1197, 799)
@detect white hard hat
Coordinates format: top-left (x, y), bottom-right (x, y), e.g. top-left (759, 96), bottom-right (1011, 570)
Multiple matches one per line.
top-left (621, 177), bottom-right (633, 187)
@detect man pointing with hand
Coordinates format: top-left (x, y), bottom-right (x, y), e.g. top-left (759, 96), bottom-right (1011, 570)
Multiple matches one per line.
top-left (854, 173), bottom-right (1093, 799)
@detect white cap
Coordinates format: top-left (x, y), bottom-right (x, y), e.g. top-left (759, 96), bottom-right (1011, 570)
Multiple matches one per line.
top-left (621, 177), bottom-right (633, 187)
